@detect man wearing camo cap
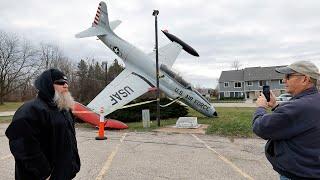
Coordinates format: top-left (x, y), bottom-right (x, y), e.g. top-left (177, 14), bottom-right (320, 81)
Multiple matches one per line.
top-left (252, 61), bottom-right (320, 179)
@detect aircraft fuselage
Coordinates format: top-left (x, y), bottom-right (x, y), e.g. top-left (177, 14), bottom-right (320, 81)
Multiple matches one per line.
top-left (98, 33), bottom-right (215, 117)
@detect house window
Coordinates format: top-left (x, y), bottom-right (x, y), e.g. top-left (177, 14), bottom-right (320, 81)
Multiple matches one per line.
top-left (234, 82), bottom-right (242, 88)
top-left (247, 81), bottom-right (253, 86)
top-left (259, 80), bottom-right (266, 86)
top-left (224, 82), bottom-right (229, 87)
top-left (224, 92), bottom-right (230, 97)
top-left (279, 79), bottom-right (284, 85)
top-left (235, 92), bottom-right (243, 98)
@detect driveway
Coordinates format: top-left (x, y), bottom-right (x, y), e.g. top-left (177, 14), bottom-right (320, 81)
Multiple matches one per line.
top-left (0, 123), bottom-right (277, 180)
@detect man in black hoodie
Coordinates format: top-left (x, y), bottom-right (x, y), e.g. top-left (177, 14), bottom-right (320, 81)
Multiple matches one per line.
top-left (5, 68), bottom-right (81, 180)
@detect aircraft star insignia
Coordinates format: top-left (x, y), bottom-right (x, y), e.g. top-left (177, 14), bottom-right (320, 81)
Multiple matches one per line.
top-left (113, 47), bottom-right (120, 54)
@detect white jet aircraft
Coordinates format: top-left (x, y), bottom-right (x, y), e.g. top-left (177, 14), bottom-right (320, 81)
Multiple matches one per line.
top-left (76, 1), bottom-right (217, 117)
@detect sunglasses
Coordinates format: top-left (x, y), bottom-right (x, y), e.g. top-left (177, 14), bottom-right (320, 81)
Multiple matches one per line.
top-left (284, 74), bottom-right (305, 80)
top-left (54, 80), bottom-right (68, 85)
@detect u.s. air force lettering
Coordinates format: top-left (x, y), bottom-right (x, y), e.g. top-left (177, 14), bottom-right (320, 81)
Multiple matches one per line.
top-left (110, 86), bottom-right (134, 105)
top-left (175, 88), bottom-right (183, 95)
top-left (193, 99), bottom-right (210, 112)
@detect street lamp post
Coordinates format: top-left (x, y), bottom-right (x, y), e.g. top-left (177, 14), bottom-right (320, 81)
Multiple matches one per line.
top-left (152, 10), bottom-right (160, 127)
top-left (102, 61), bottom-right (108, 86)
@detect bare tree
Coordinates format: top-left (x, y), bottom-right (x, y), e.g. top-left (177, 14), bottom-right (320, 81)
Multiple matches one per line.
top-left (40, 42), bottom-right (71, 71)
top-left (0, 31), bottom-right (43, 104)
top-left (40, 42), bottom-right (75, 88)
top-left (40, 43), bottom-right (60, 69)
top-left (230, 60), bottom-right (242, 70)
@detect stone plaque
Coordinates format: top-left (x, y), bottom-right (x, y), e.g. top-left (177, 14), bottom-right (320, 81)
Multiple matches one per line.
top-left (175, 117), bottom-right (199, 128)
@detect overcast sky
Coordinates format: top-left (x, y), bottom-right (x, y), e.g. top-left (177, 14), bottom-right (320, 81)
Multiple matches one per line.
top-left (1, 0), bottom-right (320, 88)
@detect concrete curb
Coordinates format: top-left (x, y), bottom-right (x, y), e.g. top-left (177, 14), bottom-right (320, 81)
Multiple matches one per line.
top-left (0, 111), bottom-right (15, 116)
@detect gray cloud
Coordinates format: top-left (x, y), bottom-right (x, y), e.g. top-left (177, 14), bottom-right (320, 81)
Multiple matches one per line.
top-left (1, 0), bottom-right (320, 89)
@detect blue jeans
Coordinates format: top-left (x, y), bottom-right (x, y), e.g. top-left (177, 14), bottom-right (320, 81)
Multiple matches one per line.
top-left (279, 174), bottom-right (291, 180)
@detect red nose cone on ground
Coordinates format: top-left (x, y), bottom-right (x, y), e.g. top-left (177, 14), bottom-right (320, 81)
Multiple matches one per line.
top-left (72, 102), bottom-right (128, 129)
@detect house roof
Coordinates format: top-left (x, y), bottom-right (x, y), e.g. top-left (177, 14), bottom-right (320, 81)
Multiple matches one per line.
top-left (244, 66), bottom-right (285, 81)
top-left (219, 70), bottom-right (244, 82)
top-left (219, 65), bottom-right (286, 82)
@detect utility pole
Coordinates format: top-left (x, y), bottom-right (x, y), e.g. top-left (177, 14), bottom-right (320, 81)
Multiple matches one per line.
top-left (152, 10), bottom-right (160, 127)
top-left (102, 61), bottom-right (108, 85)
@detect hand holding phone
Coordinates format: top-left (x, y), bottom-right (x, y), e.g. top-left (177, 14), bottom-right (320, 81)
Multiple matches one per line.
top-left (263, 85), bottom-right (270, 102)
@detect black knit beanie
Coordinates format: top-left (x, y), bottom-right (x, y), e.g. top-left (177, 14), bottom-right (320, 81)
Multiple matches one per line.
top-left (51, 69), bottom-right (67, 83)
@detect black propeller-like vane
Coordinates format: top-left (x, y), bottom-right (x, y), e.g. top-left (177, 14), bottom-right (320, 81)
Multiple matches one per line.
top-left (162, 30), bottom-right (199, 57)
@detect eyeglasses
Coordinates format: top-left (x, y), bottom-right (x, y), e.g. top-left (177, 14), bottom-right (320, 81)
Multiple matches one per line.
top-left (54, 80), bottom-right (68, 85)
top-left (284, 74), bottom-right (305, 80)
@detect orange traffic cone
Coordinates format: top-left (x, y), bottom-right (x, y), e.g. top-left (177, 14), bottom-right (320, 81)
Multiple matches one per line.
top-left (95, 107), bottom-right (107, 140)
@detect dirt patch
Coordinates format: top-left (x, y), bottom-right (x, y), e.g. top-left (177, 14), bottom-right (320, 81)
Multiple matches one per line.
top-left (153, 124), bottom-right (208, 134)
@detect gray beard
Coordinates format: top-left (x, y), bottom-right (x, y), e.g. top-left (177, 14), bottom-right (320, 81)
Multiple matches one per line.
top-left (53, 90), bottom-right (75, 111)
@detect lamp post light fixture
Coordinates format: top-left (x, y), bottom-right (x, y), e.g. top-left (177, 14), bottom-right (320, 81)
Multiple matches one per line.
top-left (102, 61), bottom-right (108, 85)
top-left (152, 10), bottom-right (160, 127)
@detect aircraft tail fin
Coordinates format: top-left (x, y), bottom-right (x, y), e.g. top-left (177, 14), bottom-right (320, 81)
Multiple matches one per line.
top-left (92, 2), bottom-right (109, 28)
top-left (75, 1), bottom-right (121, 38)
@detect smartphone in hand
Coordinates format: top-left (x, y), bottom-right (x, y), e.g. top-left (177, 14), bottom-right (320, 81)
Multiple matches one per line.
top-left (263, 85), bottom-right (270, 102)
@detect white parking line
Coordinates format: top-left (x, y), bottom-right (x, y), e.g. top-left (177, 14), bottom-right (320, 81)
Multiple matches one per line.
top-left (192, 134), bottom-right (254, 180)
top-left (0, 154), bottom-right (12, 161)
top-left (95, 133), bottom-right (127, 180)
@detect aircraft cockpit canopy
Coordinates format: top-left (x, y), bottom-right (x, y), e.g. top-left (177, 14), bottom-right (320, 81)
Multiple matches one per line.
top-left (160, 64), bottom-right (191, 89)
top-left (160, 64), bottom-right (210, 104)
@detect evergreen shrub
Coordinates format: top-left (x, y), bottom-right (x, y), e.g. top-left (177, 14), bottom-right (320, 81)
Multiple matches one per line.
top-left (107, 98), bottom-right (188, 122)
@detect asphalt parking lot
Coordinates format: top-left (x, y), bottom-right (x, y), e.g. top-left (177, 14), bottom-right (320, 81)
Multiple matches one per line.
top-left (0, 123), bottom-right (278, 180)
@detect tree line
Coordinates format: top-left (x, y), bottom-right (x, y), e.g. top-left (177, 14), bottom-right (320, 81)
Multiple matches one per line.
top-left (0, 30), bottom-right (124, 105)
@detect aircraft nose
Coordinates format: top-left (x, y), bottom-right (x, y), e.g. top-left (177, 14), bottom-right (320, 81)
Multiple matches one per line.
top-left (213, 111), bottom-right (218, 117)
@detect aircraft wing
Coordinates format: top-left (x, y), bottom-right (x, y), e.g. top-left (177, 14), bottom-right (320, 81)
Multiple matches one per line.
top-left (148, 42), bottom-right (183, 67)
top-left (87, 69), bottom-right (154, 116)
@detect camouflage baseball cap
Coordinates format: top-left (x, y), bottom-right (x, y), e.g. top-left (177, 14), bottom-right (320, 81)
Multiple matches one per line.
top-left (275, 61), bottom-right (320, 80)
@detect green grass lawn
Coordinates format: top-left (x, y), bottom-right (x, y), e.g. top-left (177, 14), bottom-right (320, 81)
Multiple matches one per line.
top-left (0, 116), bottom-right (13, 123)
top-left (204, 107), bottom-right (256, 137)
top-left (126, 107), bottom-right (258, 137)
top-left (126, 118), bottom-right (177, 131)
top-left (0, 102), bottom-right (23, 111)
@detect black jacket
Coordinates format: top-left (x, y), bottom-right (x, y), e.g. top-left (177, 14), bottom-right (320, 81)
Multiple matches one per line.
top-left (5, 69), bottom-right (80, 180)
top-left (253, 87), bottom-right (320, 179)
